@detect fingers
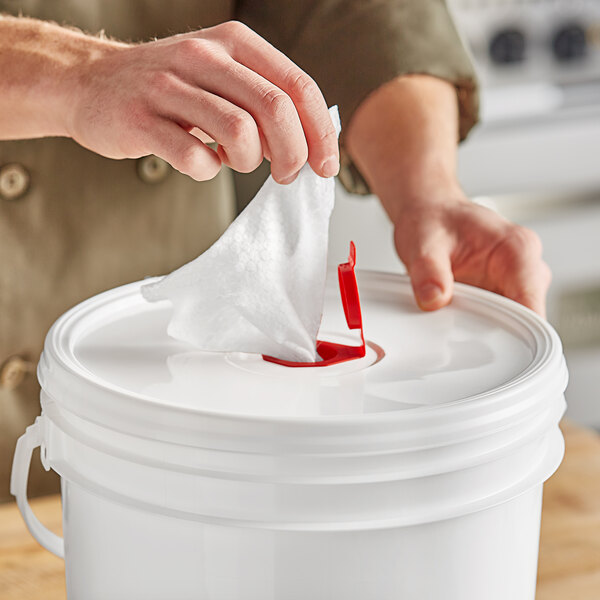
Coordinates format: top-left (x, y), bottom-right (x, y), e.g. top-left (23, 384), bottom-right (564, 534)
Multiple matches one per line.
top-left (218, 22), bottom-right (339, 177)
top-left (150, 77), bottom-right (263, 173)
top-left (396, 225), bottom-right (455, 311)
top-left (489, 227), bottom-right (551, 318)
top-left (189, 55), bottom-right (309, 183)
top-left (191, 22), bottom-right (339, 181)
top-left (409, 250), bottom-right (455, 311)
top-left (394, 201), bottom-right (550, 317)
top-left (145, 118), bottom-right (222, 181)
top-left (509, 262), bottom-right (551, 318)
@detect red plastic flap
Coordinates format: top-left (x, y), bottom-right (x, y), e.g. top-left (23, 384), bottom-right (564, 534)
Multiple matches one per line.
top-left (263, 242), bottom-right (366, 368)
top-left (338, 241), bottom-right (362, 330)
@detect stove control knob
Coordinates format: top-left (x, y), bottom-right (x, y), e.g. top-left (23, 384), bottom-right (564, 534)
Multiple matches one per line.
top-left (553, 24), bottom-right (587, 62)
top-left (489, 28), bottom-right (527, 65)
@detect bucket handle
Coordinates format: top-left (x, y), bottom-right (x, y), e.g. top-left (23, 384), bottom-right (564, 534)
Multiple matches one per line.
top-left (10, 418), bottom-right (65, 559)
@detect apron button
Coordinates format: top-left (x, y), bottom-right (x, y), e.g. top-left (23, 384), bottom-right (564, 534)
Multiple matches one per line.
top-left (0, 163), bottom-right (30, 200)
top-left (137, 156), bottom-right (171, 184)
top-left (0, 355), bottom-right (33, 390)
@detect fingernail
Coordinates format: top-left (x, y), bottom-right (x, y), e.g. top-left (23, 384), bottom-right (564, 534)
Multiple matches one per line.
top-left (417, 283), bottom-right (444, 308)
top-left (321, 156), bottom-right (340, 178)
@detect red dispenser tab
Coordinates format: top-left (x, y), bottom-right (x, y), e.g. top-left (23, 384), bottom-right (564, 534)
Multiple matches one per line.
top-left (338, 241), bottom-right (362, 329)
top-left (263, 242), bottom-right (366, 368)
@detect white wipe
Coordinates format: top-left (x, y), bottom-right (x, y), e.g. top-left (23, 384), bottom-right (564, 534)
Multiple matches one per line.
top-left (142, 106), bottom-right (341, 363)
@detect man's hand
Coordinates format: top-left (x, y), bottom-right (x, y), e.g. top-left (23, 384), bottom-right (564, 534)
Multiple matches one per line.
top-left (345, 74), bottom-right (551, 317)
top-left (0, 18), bottom-right (339, 184)
top-left (393, 194), bottom-right (551, 317)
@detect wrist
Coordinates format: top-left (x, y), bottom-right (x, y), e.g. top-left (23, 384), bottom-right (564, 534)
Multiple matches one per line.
top-left (375, 166), bottom-right (468, 226)
top-left (345, 73), bottom-right (465, 225)
top-left (57, 33), bottom-right (129, 139)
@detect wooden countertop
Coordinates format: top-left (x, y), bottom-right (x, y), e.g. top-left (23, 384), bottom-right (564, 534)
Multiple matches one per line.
top-left (1, 422), bottom-right (599, 599)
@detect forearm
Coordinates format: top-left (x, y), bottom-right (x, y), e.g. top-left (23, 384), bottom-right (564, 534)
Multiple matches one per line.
top-left (0, 18), bottom-right (337, 182)
top-left (344, 75), bottom-right (466, 224)
top-left (0, 15), bottom-right (122, 140)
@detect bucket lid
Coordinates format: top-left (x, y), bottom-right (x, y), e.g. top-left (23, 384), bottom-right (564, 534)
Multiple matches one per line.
top-left (39, 271), bottom-right (567, 451)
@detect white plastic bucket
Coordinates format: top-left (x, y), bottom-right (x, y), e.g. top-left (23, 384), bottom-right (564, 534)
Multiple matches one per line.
top-left (12, 271), bottom-right (568, 600)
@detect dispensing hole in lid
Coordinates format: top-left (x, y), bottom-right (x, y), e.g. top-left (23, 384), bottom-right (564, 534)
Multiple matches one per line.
top-left (263, 242), bottom-right (366, 368)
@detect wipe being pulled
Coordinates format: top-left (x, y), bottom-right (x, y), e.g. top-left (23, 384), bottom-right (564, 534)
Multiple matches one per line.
top-left (142, 106), bottom-right (341, 363)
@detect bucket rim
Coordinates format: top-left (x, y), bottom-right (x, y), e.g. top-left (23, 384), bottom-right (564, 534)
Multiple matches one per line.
top-left (39, 271), bottom-right (567, 427)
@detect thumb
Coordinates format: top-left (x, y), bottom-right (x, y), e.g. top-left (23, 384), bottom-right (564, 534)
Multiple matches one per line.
top-left (409, 252), bottom-right (454, 311)
top-left (402, 240), bottom-right (455, 311)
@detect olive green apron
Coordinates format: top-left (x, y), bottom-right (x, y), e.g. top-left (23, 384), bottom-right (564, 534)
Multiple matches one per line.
top-left (0, 0), bottom-right (237, 501)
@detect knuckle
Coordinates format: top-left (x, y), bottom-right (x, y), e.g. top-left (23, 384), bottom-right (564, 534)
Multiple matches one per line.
top-left (405, 246), bottom-right (441, 279)
top-left (279, 145), bottom-right (308, 174)
top-left (176, 38), bottom-right (202, 57)
top-left (261, 89), bottom-right (295, 122)
top-left (220, 111), bottom-right (255, 142)
top-left (220, 139), bottom-right (262, 173)
top-left (174, 38), bottom-right (218, 62)
top-left (315, 123), bottom-right (338, 145)
top-left (147, 70), bottom-right (178, 98)
top-left (174, 144), bottom-right (222, 181)
top-left (176, 144), bottom-right (202, 175)
top-left (220, 20), bottom-right (249, 36)
top-left (260, 90), bottom-right (307, 173)
top-left (507, 225), bottom-right (543, 255)
top-left (286, 71), bottom-right (319, 102)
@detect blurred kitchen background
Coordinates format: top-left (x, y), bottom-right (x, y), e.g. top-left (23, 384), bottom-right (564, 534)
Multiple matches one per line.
top-left (328, 0), bottom-right (600, 428)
